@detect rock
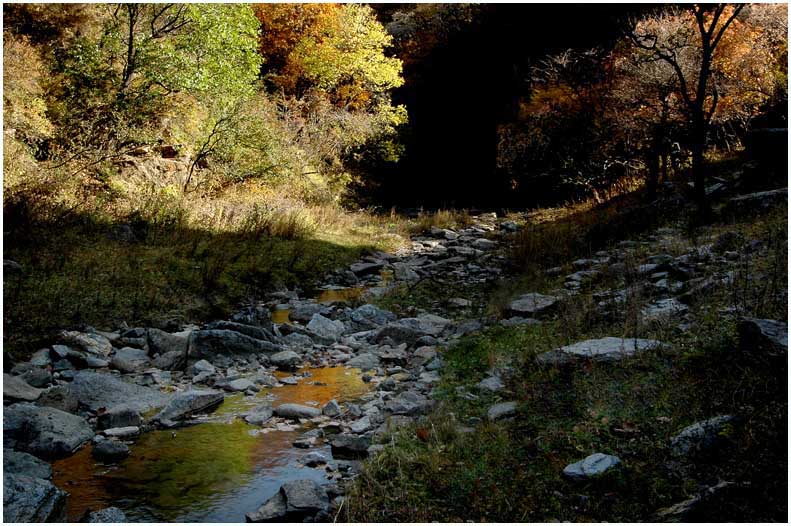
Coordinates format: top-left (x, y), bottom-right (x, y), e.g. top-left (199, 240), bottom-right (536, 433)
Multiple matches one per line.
top-left (472, 238), bottom-right (496, 250)
top-left (289, 303), bottom-right (324, 323)
top-left (4, 259), bottom-right (23, 274)
top-left (30, 348), bottom-right (52, 367)
top-left (20, 367), bottom-right (53, 388)
top-left (653, 481), bottom-right (738, 522)
top-left (204, 320), bottom-right (276, 342)
top-left (86, 507), bottom-right (128, 523)
top-left (477, 376), bottom-right (505, 393)
top-left (97, 405), bottom-right (142, 430)
top-left (189, 330), bottom-right (281, 361)
top-left (374, 315), bottom-right (451, 345)
top-left (738, 318), bottom-right (787, 357)
top-left (269, 350), bottom-right (301, 371)
top-left (563, 453), bottom-right (621, 480)
top-left (536, 337), bottom-right (666, 365)
top-left (306, 314), bottom-right (346, 344)
top-left (3, 474), bottom-right (66, 522)
top-left (322, 399), bottom-right (342, 417)
top-left (101, 426), bottom-right (140, 439)
top-left (246, 480), bottom-right (329, 522)
top-left (188, 359), bottom-right (216, 376)
top-left (246, 489), bottom-right (288, 522)
top-left (725, 188), bottom-right (787, 216)
top-left (350, 261), bottom-right (384, 276)
top-left (500, 317), bottom-right (541, 328)
top-left (350, 304), bottom-right (397, 329)
top-left (147, 328), bottom-right (189, 357)
top-left (642, 298), bottom-right (689, 322)
top-left (153, 390), bottom-right (224, 425)
top-left (44, 371), bottom-right (170, 414)
top-left (92, 439), bottom-right (130, 463)
top-left (302, 451), bottom-right (328, 467)
top-left (274, 404), bottom-right (321, 420)
top-left (110, 347), bottom-right (150, 373)
top-left (346, 353), bottom-right (380, 371)
top-left (670, 415), bottom-right (737, 457)
top-left (224, 378), bottom-right (259, 393)
top-left (330, 434), bottom-right (370, 459)
top-left (487, 401), bottom-right (517, 421)
top-left (350, 416), bottom-right (372, 434)
top-left (3, 449), bottom-right (52, 479)
top-left (4, 403), bottom-right (93, 459)
top-left (3, 374), bottom-right (42, 402)
top-left (244, 404), bottom-right (274, 425)
top-left (505, 293), bottom-right (558, 318)
top-left (59, 331), bottom-right (112, 357)
top-left (500, 221), bottom-right (519, 232)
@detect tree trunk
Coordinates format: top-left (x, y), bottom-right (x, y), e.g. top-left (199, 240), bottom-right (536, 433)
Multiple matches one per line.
top-left (646, 150), bottom-right (660, 201)
top-left (689, 119), bottom-right (711, 221)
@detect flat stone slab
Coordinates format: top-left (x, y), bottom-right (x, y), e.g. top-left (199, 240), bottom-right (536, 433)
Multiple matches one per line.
top-left (642, 298), bottom-right (689, 322)
top-left (537, 337), bottom-right (667, 365)
top-left (274, 403), bottom-right (321, 420)
top-left (3, 473), bottom-right (67, 522)
top-left (670, 415), bottom-right (737, 457)
top-left (48, 371), bottom-right (170, 414)
top-left (738, 318), bottom-right (787, 357)
top-left (154, 390), bottom-right (224, 425)
top-left (4, 403), bottom-right (93, 459)
top-left (505, 293), bottom-right (558, 318)
top-left (3, 373), bottom-right (43, 402)
top-left (563, 453), bottom-right (621, 480)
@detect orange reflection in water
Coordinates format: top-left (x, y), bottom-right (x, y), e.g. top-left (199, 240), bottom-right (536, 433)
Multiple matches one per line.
top-left (51, 366), bottom-right (369, 522)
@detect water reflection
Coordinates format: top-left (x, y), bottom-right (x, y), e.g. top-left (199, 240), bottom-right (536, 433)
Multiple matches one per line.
top-left (52, 367), bottom-right (368, 522)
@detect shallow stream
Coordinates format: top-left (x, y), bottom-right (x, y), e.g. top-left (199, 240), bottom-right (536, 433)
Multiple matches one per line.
top-left (52, 367), bottom-right (369, 522)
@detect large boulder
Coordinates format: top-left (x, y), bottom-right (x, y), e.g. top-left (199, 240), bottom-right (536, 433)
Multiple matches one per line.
top-left (246, 480), bottom-right (329, 522)
top-left (92, 439), bottom-right (130, 463)
top-left (330, 434), bottom-right (370, 459)
top-left (738, 318), bottom-right (787, 358)
top-left (204, 321), bottom-right (277, 342)
top-left (59, 330), bottom-right (113, 357)
top-left (110, 347), bottom-right (151, 373)
top-left (350, 304), bottom-right (397, 330)
top-left (374, 314), bottom-right (451, 345)
top-left (536, 337), bottom-right (667, 366)
top-left (269, 350), bottom-right (302, 371)
top-left (670, 415), bottom-right (738, 457)
top-left (505, 293), bottom-right (559, 318)
top-left (41, 371), bottom-right (170, 414)
top-left (3, 474), bottom-right (67, 522)
top-left (153, 390), bottom-right (224, 426)
top-left (244, 403), bottom-right (274, 425)
top-left (97, 405), bottom-right (142, 430)
top-left (3, 449), bottom-right (52, 479)
top-left (3, 373), bottom-right (42, 403)
top-left (346, 353), bottom-right (380, 371)
top-left (725, 188), bottom-right (787, 216)
top-left (306, 314), bottom-right (346, 344)
top-left (4, 403), bottom-right (93, 459)
top-left (147, 328), bottom-right (189, 356)
top-left (274, 404), bottom-right (321, 420)
top-left (189, 330), bottom-right (282, 361)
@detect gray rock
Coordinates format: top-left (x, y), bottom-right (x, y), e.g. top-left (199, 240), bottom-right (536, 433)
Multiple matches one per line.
top-left (537, 337), bottom-right (666, 365)
top-left (97, 405), bottom-right (142, 430)
top-left (563, 453), bottom-right (621, 480)
top-left (670, 415), bottom-right (737, 457)
top-left (330, 434), bottom-right (370, 458)
top-left (147, 328), bottom-right (189, 356)
top-left (92, 439), bottom-right (130, 463)
top-left (154, 390), bottom-right (224, 425)
top-left (20, 367), bottom-right (53, 388)
top-left (3, 474), bottom-right (66, 522)
top-left (738, 318), bottom-right (787, 357)
top-left (374, 314), bottom-right (451, 344)
top-left (487, 401), bottom-right (517, 421)
top-left (4, 259), bottom-right (23, 274)
top-left (322, 399), bottom-right (342, 417)
top-left (44, 371), bottom-right (170, 414)
top-left (270, 350), bottom-right (301, 371)
top-left (306, 314), bottom-right (346, 344)
top-left (86, 507), bottom-right (127, 522)
top-left (274, 403), bottom-right (321, 420)
top-left (244, 403), bottom-right (274, 425)
top-left (30, 349), bottom-right (52, 367)
top-left (472, 238), bottom-right (496, 250)
top-left (152, 350), bottom-right (186, 371)
top-left (289, 303), bottom-right (324, 323)
top-left (282, 479), bottom-right (329, 514)
top-left (110, 347), bottom-right (150, 373)
top-left (189, 329), bottom-right (282, 361)
top-left (3, 449), bottom-right (52, 479)
top-left (350, 304), bottom-right (397, 329)
top-left (246, 489), bottom-right (288, 522)
top-left (477, 376), bottom-right (505, 393)
top-left (350, 261), bottom-right (384, 276)
top-left (346, 353), bottom-right (380, 371)
top-left (505, 293), bottom-right (558, 318)
top-left (188, 359), bottom-right (216, 376)
top-left (3, 373), bottom-right (42, 402)
top-left (642, 298), bottom-right (689, 322)
top-left (302, 451), bottom-right (328, 467)
top-left (725, 188), bottom-right (787, 215)
top-left (101, 426), bottom-right (140, 439)
top-left (205, 320), bottom-right (276, 342)
top-left (59, 331), bottom-right (112, 357)
top-left (224, 378), bottom-right (259, 392)
top-left (4, 403), bottom-right (93, 459)
top-left (653, 481), bottom-right (737, 521)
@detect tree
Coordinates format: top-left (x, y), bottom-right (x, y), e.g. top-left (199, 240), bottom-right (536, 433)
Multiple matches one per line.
top-left (628, 4), bottom-right (745, 217)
